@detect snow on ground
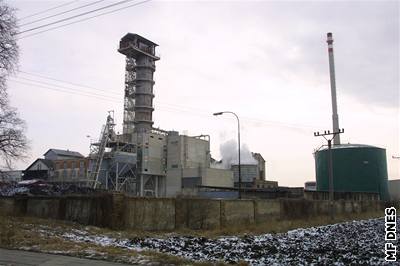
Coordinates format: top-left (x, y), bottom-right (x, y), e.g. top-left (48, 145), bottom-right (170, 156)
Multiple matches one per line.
top-left (125, 218), bottom-right (397, 265)
top-left (35, 217), bottom-right (399, 265)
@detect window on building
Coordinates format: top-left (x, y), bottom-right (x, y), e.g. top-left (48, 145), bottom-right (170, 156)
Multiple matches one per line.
top-left (79, 168), bottom-right (84, 177)
top-left (63, 162), bottom-right (67, 169)
top-left (71, 161), bottom-right (76, 169)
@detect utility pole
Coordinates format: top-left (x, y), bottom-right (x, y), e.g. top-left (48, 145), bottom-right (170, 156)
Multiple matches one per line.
top-left (314, 128), bottom-right (344, 220)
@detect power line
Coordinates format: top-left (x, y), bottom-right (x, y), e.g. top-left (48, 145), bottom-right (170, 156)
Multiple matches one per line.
top-left (17, 72), bottom-right (206, 114)
top-left (8, 79), bottom-right (217, 117)
top-left (15, 0), bottom-right (138, 35)
top-left (19, 0), bottom-right (106, 27)
top-left (18, 70), bottom-right (118, 95)
top-left (16, 71), bottom-right (243, 119)
top-left (10, 78), bottom-right (233, 121)
top-left (12, 76), bottom-right (205, 115)
top-left (9, 79), bottom-right (122, 103)
top-left (18, 1), bottom-right (80, 21)
top-left (14, 76), bottom-right (121, 100)
top-left (15, 71), bottom-right (317, 131)
top-left (17, 0), bottom-right (152, 39)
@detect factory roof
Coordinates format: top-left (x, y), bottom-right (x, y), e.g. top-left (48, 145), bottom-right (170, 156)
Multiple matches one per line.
top-left (43, 149), bottom-right (84, 158)
top-left (252, 152), bottom-right (265, 162)
top-left (120, 33), bottom-right (158, 46)
top-left (25, 159), bottom-right (54, 171)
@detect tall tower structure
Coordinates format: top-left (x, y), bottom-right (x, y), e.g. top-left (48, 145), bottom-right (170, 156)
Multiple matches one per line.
top-left (118, 33), bottom-right (160, 137)
top-left (326, 32), bottom-right (341, 145)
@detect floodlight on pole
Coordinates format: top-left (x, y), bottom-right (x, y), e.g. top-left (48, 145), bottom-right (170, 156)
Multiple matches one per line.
top-left (213, 111), bottom-right (242, 199)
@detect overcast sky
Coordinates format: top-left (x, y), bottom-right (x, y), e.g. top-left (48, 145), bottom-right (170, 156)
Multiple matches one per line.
top-left (6, 0), bottom-right (399, 186)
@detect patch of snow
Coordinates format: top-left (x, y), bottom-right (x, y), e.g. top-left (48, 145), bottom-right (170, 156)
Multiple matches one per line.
top-left (22, 217), bottom-right (399, 265)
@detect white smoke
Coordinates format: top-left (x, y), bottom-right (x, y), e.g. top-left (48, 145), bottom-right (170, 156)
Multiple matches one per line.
top-left (219, 139), bottom-right (257, 168)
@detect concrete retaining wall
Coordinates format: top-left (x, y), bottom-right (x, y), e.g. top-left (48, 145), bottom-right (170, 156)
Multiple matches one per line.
top-left (304, 191), bottom-right (379, 201)
top-left (26, 198), bottom-right (60, 219)
top-left (254, 199), bottom-right (281, 223)
top-left (0, 194), bottom-right (389, 231)
top-left (125, 197), bottom-right (175, 231)
top-left (221, 200), bottom-right (254, 227)
top-left (0, 198), bottom-right (16, 216)
top-left (175, 198), bottom-right (221, 230)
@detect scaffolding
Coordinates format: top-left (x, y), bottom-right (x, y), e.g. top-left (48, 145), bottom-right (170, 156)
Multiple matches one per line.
top-left (123, 57), bottom-right (136, 139)
top-left (89, 111), bottom-right (115, 188)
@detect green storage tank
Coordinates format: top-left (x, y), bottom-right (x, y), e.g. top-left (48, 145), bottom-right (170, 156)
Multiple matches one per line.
top-left (315, 144), bottom-right (389, 200)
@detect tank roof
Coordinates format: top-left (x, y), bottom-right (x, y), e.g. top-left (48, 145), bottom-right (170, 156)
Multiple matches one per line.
top-left (319, 143), bottom-right (385, 151)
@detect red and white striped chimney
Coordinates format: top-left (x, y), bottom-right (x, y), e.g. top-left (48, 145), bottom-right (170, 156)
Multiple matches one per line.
top-left (327, 32), bottom-right (341, 145)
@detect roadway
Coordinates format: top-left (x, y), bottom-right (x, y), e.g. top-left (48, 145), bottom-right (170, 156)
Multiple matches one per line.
top-left (0, 248), bottom-right (133, 266)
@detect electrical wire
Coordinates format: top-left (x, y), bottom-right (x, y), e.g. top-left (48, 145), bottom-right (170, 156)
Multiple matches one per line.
top-left (17, 0), bottom-right (152, 39)
top-left (18, 70), bottom-right (118, 95)
top-left (9, 79), bottom-right (122, 103)
top-left (19, 0), bottom-right (106, 27)
top-left (14, 76), bottom-right (121, 99)
top-left (17, 71), bottom-right (227, 116)
top-left (18, 1), bottom-right (80, 21)
top-left (15, 70), bottom-right (315, 130)
top-left (15, 0), bottom-right (141, 35)
top-left (8, 79), bottom-right (214, 117)
top-left (10, 76), bottom-right (316, 133)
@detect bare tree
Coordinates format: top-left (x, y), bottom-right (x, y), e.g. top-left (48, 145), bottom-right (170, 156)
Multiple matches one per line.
top-left (0, 103), bottom-right (27, 168)
top-left (0, 1), bottom-right (28, 169)
top-left (0, 1), bottom-right (18, 94)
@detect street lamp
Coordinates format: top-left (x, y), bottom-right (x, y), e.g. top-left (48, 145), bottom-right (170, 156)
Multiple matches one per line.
top-left (213, 111), bottom-right (242, 199)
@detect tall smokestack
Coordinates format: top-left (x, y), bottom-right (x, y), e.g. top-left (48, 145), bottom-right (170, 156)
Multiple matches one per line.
top-left (327, 32), bottom-right (341, 145)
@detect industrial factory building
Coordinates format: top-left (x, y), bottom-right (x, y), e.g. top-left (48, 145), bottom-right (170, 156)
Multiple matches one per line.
top-left (84, 33), bottom-right (236, 197)
top-left (18, 32), bottom-right (391, 201)
top-left (19, 33), bottom-right (276, 198)
top-left (230, 152), bottom-right (277, 189)
top-left (23, 149), bottom-right (88, 183)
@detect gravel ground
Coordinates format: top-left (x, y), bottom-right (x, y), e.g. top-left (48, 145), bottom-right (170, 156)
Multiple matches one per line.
top-left (57, 217), bottom-right (399, 265)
